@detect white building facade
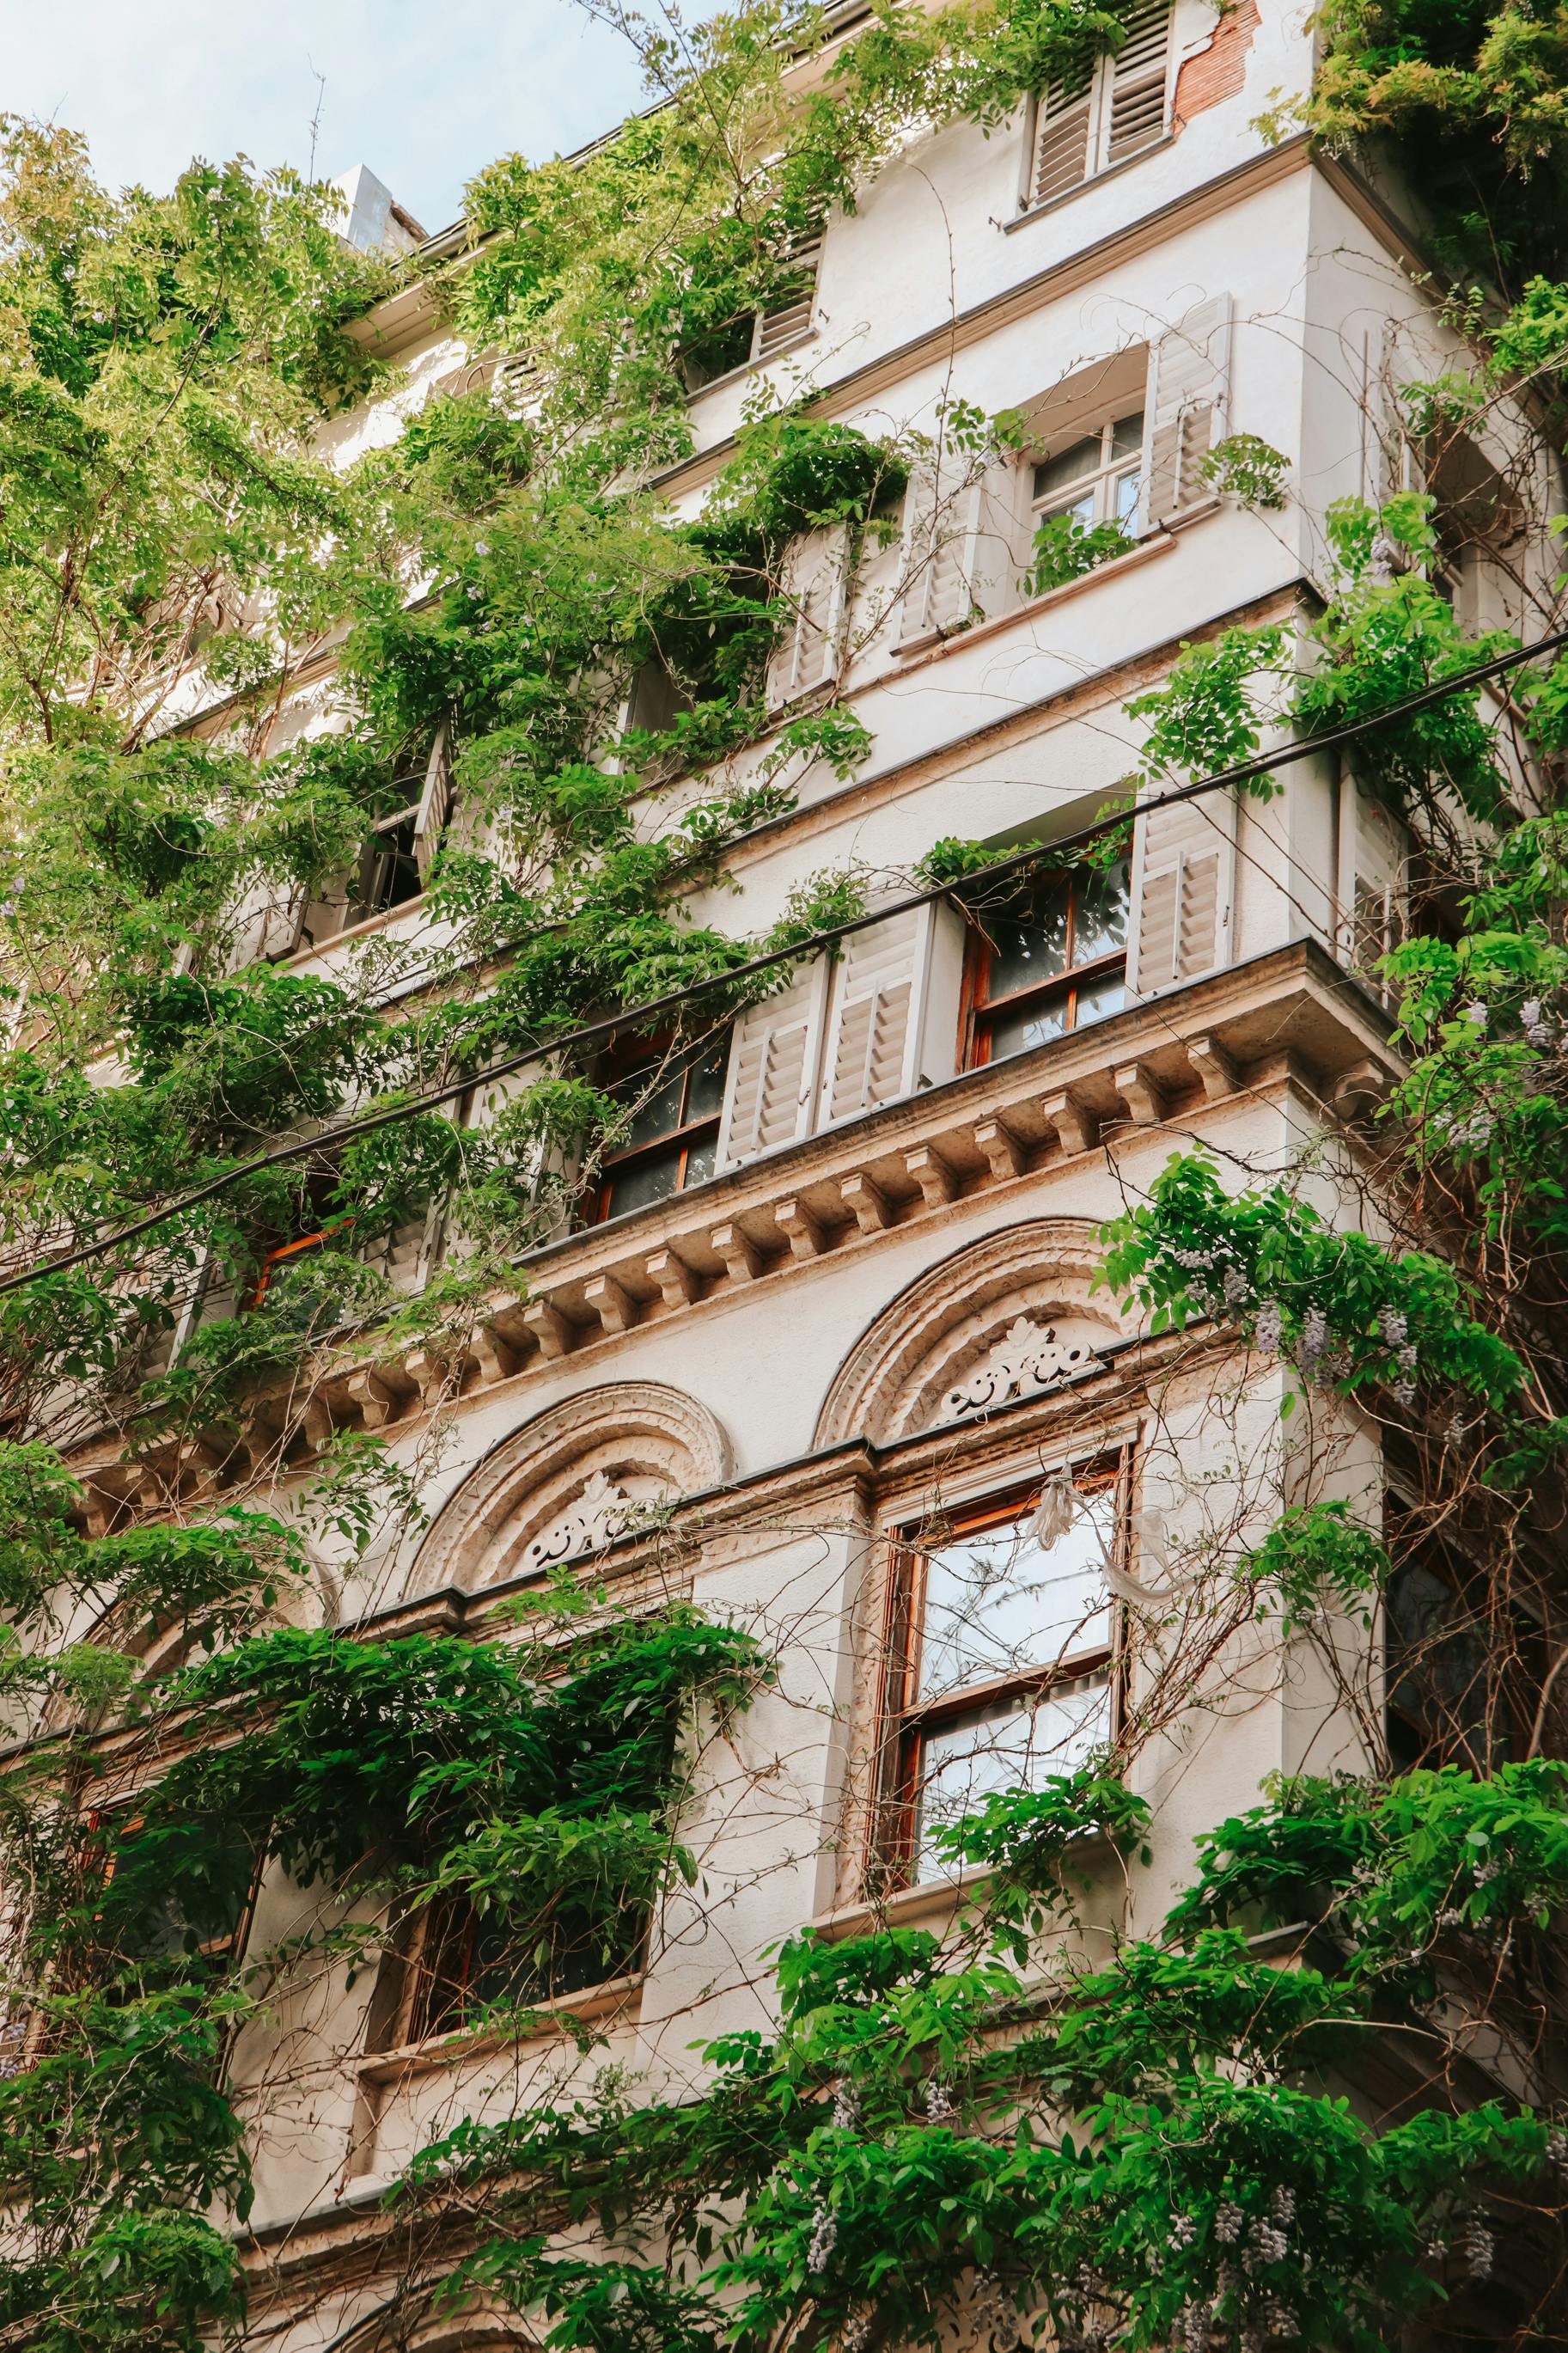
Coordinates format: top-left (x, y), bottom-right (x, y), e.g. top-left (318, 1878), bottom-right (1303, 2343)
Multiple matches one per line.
top-left (56, 6), bottom-right (1563, 2344)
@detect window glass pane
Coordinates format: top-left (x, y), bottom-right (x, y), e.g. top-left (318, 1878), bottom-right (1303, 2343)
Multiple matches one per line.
top-left (1073, 860), bottom-right (1131, 962)
top-left (1386, 1558), bottom-right (1492, 1765)
top-left (685, 1036), bottom-right (730, 1121)
top-left (984, 879), bottom-right (1071, 1000)
top-left (615, 1065), bottom-right (686, 1155)
top-left (1113, 466), bottom-right (1143, 524)
top-left (1110, 410), bottom-right (1145, 456)
top-left (915, 1489), bottom-right (1115, 1702)
top-left (601, 1140), bottom-right (686, 1221)
top-left (984, 994), bottom-right (1070, 1061)
top-left (1034, 435), bottom-right (1104, 502)
top-left (912, 1680), bottom-right (1112, 1879)
top-left (682, 1134), bottom-right (717, 1190)
top-left (1073, 971), bottom-right (1126, 1029)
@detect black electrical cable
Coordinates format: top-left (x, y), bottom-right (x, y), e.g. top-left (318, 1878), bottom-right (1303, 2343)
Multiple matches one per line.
top-left (4, 615), bottom-right (1567, 1304)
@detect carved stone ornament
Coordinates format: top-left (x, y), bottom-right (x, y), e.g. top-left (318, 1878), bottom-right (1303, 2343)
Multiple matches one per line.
top-left (936, 1315), bottom-right (1107, 1424)
top-left (518, 1470), bottom-right (638, 1574)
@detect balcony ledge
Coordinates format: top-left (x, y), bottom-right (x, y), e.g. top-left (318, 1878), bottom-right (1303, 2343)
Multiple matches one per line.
top-left (72, 938), bottom-right (1398, 1519)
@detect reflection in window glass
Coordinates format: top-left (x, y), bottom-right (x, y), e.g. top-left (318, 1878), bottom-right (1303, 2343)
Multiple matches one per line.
top-left (914, 1681), bottom-right (1111, 1879)
top-left (596, 1034), bottom-right (729, 1223)
top-left (917, 1488), bottom-right (1116, 1699)
top-left (887, 1475), bottom-right (1123, 1888)
top-left (967, 862), bottom-right (1130, 1066)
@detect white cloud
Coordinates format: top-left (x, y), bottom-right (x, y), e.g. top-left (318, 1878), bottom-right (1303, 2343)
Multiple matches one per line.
top-left (3, 0), bottom-right (657, 232)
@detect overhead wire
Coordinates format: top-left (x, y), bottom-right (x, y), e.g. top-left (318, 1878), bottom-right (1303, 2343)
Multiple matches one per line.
top-left (3, 614), bottom-right (1568, 1304)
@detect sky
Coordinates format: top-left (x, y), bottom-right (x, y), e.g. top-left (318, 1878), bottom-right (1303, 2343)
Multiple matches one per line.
top-left (3, 0), bottom-right (661, 235)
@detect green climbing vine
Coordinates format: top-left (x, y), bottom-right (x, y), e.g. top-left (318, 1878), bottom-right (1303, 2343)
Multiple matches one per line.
top-left (1, 0), bottom-right (1568, 2342)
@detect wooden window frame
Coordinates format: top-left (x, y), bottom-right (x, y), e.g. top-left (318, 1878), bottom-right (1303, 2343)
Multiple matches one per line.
top-left (371, 1888), bottom-right (651, 2053)
top-left (872, 1453), bottom-right (1128, 1891)
top-left (591, 1031), bottom-right (729, 1225)
top-left (959, 867), bottom-right (1130, 1070)
top-left (1029, 409), bottom-right (1146, 535)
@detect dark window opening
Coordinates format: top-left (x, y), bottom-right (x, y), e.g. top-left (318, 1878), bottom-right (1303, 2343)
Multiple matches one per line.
top-left (876, 1468), bottom-right (1122, 1888)
top-left (961, 860), bottom-right (1130, 1066)
top-left (1384, 1537), bottom-right (1538, 1775)
top-left (399, 1892), bottom-right (640, 2044)
top-left (246, 1164), bottom-right (351, 1308)
top-left (352, 801), bottom-right (423, 924)
top-left (677, 314), bottom-right (759, 395)
top-left (592, 1032), bottom-right (729, 1224)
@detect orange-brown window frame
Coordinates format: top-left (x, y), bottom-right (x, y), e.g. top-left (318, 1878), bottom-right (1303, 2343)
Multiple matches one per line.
top-left (959, 870), bottom-right (1128, 1071)
top-left (589, 1031), bottom-right (727, 1225)
top-left (873, 1453), bottom-right (1128, 1889)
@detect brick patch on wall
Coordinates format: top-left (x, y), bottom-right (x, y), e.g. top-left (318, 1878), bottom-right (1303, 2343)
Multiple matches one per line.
top-left (1174, 0), bottom-right (1262, 123)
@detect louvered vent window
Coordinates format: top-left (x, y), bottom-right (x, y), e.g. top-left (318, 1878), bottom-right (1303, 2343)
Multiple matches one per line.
top-left (678, 237), bottom-right (822, 394)
top-left (716, 963), bottom-right (828, 1170)
top-left (963, 864), bottom-right (1130, 1066)
top-left (1026, 0), bottom-right (1172, 212)
top-left (821, 908), bottom-right (928, 1124)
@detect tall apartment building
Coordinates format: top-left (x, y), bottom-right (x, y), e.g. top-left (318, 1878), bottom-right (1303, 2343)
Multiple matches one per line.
top-left (43, 4), bottom-right (1564, 2347)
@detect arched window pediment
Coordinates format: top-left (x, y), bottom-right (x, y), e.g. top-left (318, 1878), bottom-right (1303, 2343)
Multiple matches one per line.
top-left (815, 1219), bottom-right (1127, 1449)
top-left (408, 1382), bottom-right (732, 1598)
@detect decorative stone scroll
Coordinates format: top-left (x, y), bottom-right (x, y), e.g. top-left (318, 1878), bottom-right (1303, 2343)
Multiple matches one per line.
top-left (518, 1470), bottom-right (638, 1574)
top-left (936, 1315), bottom-right (1107, 1423)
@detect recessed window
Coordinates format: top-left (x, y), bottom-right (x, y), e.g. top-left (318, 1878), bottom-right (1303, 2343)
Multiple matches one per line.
top-left (963, 861), bottom-right (1130, 1066)
top-left (878, 1470), bottom-right (1121, 1885)
top-left (595, 1033), bottom-right (730, 1223)
top-left (1032, 411), bottom-right (1144, 534)
top-left (353, 801), bottom-right (424, 923)
top-left (389, 1892), bottom-right (635, 2044)
top-left (676, 239), bottom-right (822, 394)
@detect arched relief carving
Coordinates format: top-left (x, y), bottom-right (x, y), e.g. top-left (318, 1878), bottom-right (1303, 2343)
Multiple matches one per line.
top-left (813, 1219), bottom-right (1128, 1450)
top-left (408, 1381), bottom-right (733, 1597)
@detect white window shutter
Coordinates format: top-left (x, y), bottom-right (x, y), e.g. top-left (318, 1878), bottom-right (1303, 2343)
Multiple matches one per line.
top-left (1142, 293), bottom-right (1232, 529)
top-left (226, 876), bottom-right (303, 971)
top-left (1104, 0), bottom-right (1173, 168)
top-left (845, 505), bottom-right (907, 670)
top-left (1129, 792), bottom-right (1236, 996)
top-left (716, 959), bottom-right (830, 1169)
top-left (900, 469), bottom-right (983, 642)
top-left (364, 1203), bottom-right (442, 1295)
top-left (818, 905), bottom-right (934, 1128)
top-left (754, 237), bottom-right (821, 360)
top-left (413, 724), bottom-right (454, 879)
top-left (766, 525), bottom-right (848, 710)
top-left (1029, 74), bottom-right (1095, 206)
top-left (1360, 325), bottom-right (1411, 507)
top-left (1338, 778), bottom-right (1408, 999)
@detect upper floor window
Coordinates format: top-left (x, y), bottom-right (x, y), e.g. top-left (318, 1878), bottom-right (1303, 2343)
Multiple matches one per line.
top-left (1384, 1527), bottom-right (1536, 1776)
top-left (1025, 0), bottom-right (1174, 211)
top-left (963, 862), bottom-right (1130, 1066)
top-left (1032, 412), bottom-right (1144, 535)
top-left (595, 1033), bottom-right (729, 1223)
top-left (676, 237), bottom-right (823, 395)
top-left (877, 1467), bottom-right (1121, 1886)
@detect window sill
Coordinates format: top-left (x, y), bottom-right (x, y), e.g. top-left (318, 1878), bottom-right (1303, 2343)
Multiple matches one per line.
top-left (1005, 135), bottom-right (1176, 235)
top-left (810, 1865), bottom-right (995, 1941)
top-left (684, 329), bottom-right (818, 406)
top-left (893, 526), bottom-right (1177, 667)
top-left (277, 890), bottom-right (429, 969)
top-left (356, 1968), bottom-right (644, 2081)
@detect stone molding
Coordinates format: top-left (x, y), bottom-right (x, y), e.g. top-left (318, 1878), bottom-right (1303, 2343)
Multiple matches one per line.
top-left (407, 1381), bottom-right (732, 1597)
top-left (813, 1218), bottom-right (1125, 1448)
